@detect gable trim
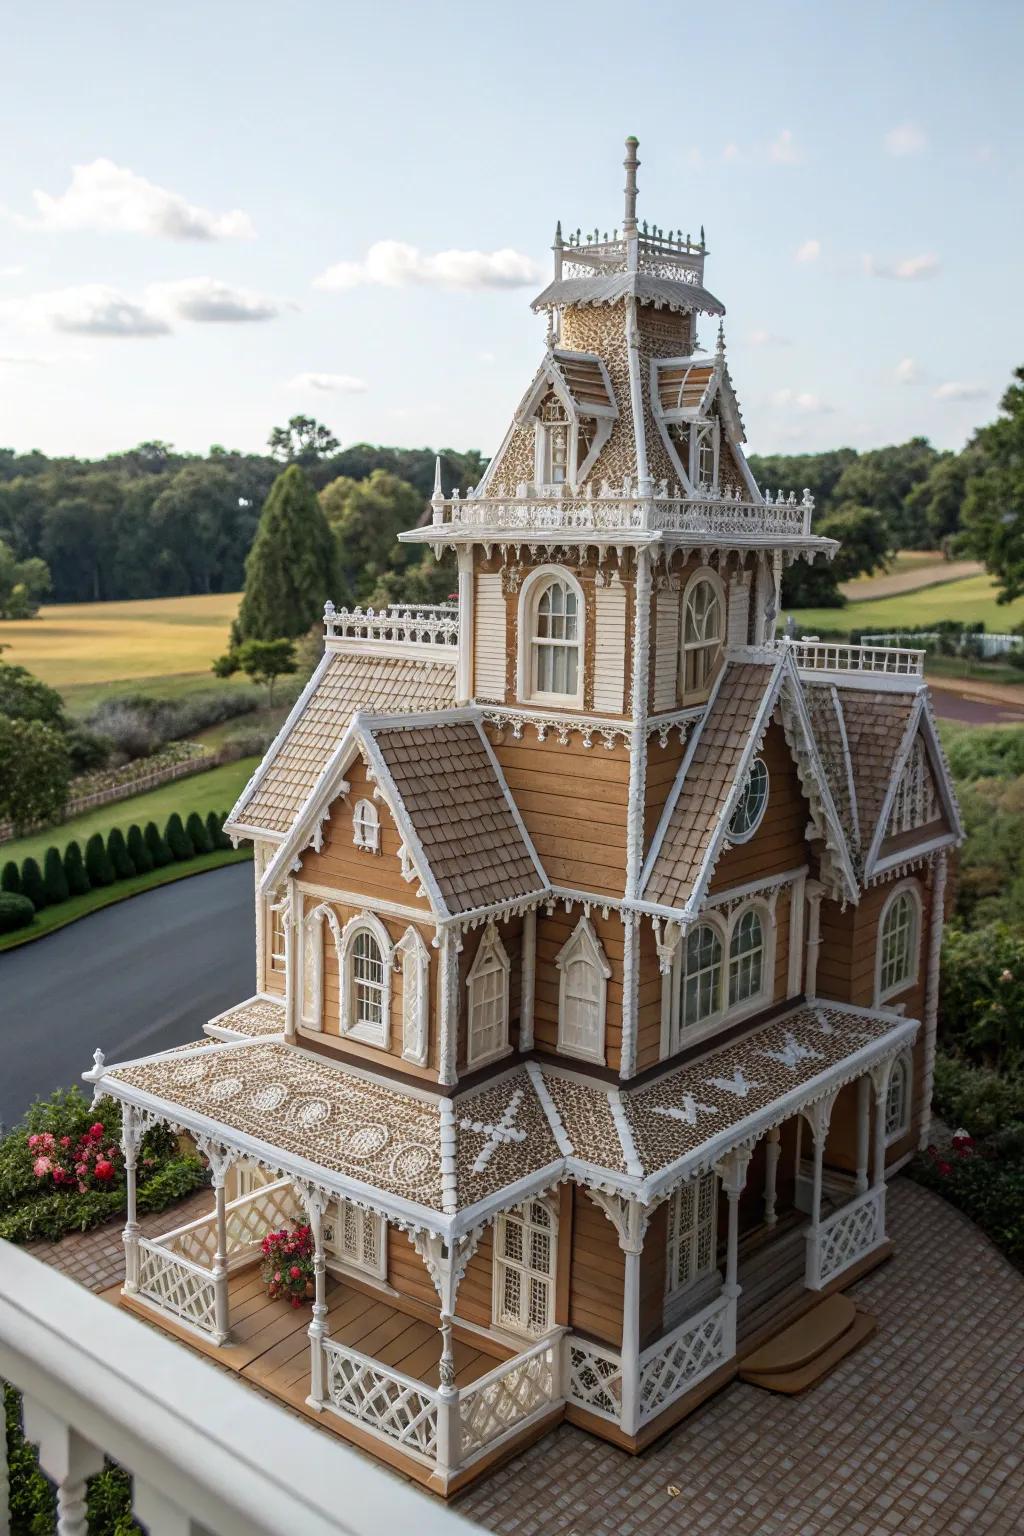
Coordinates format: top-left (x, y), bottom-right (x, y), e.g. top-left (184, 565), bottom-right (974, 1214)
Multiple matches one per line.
top-left (225, 647), bottom-right (334, 836)
top-left (863, 695), bottom-right (963, 879)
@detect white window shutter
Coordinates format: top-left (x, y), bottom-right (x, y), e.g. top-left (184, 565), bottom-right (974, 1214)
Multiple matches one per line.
top-left (593, 578), bottom-right (628, 713)
top-left (652, 588), bottom-right (680, 711)
top-left (474, 573), bottom-right (507, 700)
top-left (399, 926), bottom-right (430, 1067)
top-left (727, 574), bottom-right (750, 647)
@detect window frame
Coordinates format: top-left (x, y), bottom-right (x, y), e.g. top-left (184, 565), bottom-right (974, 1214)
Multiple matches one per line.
top-left (884, 1049), bottom-right (913, 1145)
top-left (665, 1172), bottom-right (719, 1305)
top-left (492, 1197), bottom-right (558, 1340)
top-left (670, 899), bottom-right (775, 1049)
top-left (323, 1199), bottom-right (388, 1281)
top-left (875, 881), bottom-right (921, 1005)
top-left (339, 911), bottom-right (393, 1048)
top-left (728, 757), bottom-right (770, 843)
top-left (466, 923), bottom-right (511, 1069)
top-left (517, 565), bottom-right (586, 709)
top-left (268, 899), bottom-right (287, 975)
top-left (352, 797), bottom-right (381, 853)
top-left (298, 899), bottom-right (343, 1032)
top-left (679, 566), bottom-right (726, 706)
top-left (556, 916), bottom-right (612, 1065)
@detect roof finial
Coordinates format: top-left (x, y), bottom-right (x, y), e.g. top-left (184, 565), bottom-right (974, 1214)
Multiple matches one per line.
top-left (716, 320), bottom-right (726, 359)
top-left (432, 455), bottom-right (443, 503)
top-left (553, 219), bottom-right (564, 281)
top-left (623, 136), bottom-right (640, 238)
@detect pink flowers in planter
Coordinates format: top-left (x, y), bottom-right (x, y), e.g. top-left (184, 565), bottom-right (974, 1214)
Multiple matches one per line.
top-left (260, 1223), bottom-right (315, 1305)
top-left (28, 1121), bottom-right (124, 1195)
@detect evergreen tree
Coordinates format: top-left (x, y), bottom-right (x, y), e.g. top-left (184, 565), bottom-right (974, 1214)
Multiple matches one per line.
top-left (235, 465), bottom-right (338, 641)
top-left (1, 859), bottom-right (20, 895)
top-left (107, 826), bottom-right (135, 879)
top-left (127, 823), bottom-right (154, 874)
top-left (186, 811), bottom-right (213, 854)
top-left (85, 832), bottom-right (115, 887)
top-left (43, 845), bottom-right (69, 904)
top-left (207, 809), bottom-right (232, 850)
top-left (19, 855), bottom-right (46, 910)
top-left (144, 820), bottom-right (173, 868)
top-left (63, 840), bottom-right (90, 895)
top-left (164, 812), bottom-right (194, 861)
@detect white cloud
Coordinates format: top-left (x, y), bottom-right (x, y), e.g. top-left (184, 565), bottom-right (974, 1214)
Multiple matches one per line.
top-left (314, 239), bottom-right (541, 292)
top-left (287, 371), bottom-right (367, 393)
top-left (148, 277), bottom-right (283, 323)
top-left (771, 388), bottom-right (834, 414)
top-left (895, 357), bottom-right (923, 384)
top-left (0, 265), bottom-right (24, 278)
top-left (885, 122), bottom-right (928, 157)
top-left (21, 159), bottom-right (254, 240)
top-left (795, 239), bottom-right (821, 264)
top-left (768, 129), bottom-right (803, 165)
top-left (0, 284), bottom-right (170, 336)
top-left (0, 348), bottom-right (88, 365)
top-left (864, 252), bottom-right (940, 281)
top-left (748, 329), bottom-right (791, 347)
top-left (933, 381), bottom-right (988, 402)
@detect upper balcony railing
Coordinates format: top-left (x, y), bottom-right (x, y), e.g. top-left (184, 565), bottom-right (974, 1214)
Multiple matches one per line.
top-left (425, 487), bottom-right (815, 540)
top-left (324, 601), bottom-right (460, 648)
top-left (786, 637), bottom-right (925, 678)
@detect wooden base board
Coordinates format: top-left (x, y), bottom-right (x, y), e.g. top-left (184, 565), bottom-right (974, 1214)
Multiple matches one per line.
top-left (737, 1241), bottom-right (893, 1361)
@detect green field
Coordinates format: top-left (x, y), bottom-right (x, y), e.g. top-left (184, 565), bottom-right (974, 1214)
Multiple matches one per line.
top-left (0, 757), bottom-right (259, 868)
top-left (786, 573), bottom-right (1024, 636)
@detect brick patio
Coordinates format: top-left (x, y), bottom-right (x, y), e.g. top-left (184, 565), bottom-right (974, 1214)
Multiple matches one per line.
top-left (26, 1178), bottom-right (1024, 1534)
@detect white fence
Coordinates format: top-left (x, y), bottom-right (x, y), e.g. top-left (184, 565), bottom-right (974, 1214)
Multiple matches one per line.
top-left (805, 1186), bottom-right (886, 1290)
top-left (787, 638), bottom-right (925, 678)
top-left (863, 630), bottom-right (1023, 659)
top-left (324, 602), bottom-right (459, 649)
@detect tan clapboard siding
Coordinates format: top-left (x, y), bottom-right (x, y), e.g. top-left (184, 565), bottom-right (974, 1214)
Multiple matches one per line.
top-left (533, 907), bottom-right (623, 1067)
top-left (639, 1203), bottom-right (668, 1347)
top-left (817, 874), bottom-right (929, 1013)
top-left (651, 589), bottom-right (680, 712)
top-left (570, 1187), bottom-right (625, 1346)
top-left (298, 756), bottom-right (432, 912)
top-left (635, 920), bottom-right (666, 1073)
top-left (644, 734), bottom-right (688, 850)
top-left (727, 575), bottom-right (751, 646)
top-left (386, 1225), bottom-right (439, 1309)
top-left (592, 580), bottom-right (628, 714)
top-left (774, 888), bottom-right (792, 1000)
top-left (709, 723), bottom-right (808, 893)
top-left (474, 572), bottom-right (507, 701)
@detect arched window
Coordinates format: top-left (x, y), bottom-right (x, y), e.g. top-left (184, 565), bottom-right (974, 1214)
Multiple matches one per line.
top-left (666, 1172), bottom-right (718, 1301)
top-left (352, 798), bottom-right (380, 853)
top-left (679, 923), bottom-right (723, 1031)
top-left (728, 907), bottom-right (765, 1007)
top-left (877, 885), bottom-right (920, 1001)
top-left (884, 1051), bottom-right (912, 1143)
top-left (493, 1198), bottom-right (557, 1337)
top-left (340, 914), bottom-right (392, 1047)
top-left (729, 759), bottom-right (769, 842)
top-left (556, 917), bottom-right (611, 1064)
top-left (537, 394), bottom-right (570, 486)
top-left (466, 924), bottom-right (511, 1067)
top-left (520, 569), bottom-right (584, 704)
top-left (680, 570), bottom-right (724, 703)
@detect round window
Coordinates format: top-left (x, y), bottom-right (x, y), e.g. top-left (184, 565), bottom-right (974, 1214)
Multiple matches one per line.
top-left (730, 758), bottom-right (769, 841)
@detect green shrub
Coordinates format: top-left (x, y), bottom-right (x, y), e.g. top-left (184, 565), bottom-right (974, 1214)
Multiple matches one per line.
top-left (126, 822), bottom-right (153, 874)
top-left (19, 855), bottom-right (46, 911)
top-left (939, 923), bottom-right (1024, 1072)
top-left (932, 1053), bottom-right (1024, 1139)
top-left (0, 891), bottom-right (34, 933)
top-left (1, 858), bottom-right (20, 894)
top-left (943, 724), bottom-right (1024, 782)
top-left (43, 844), bottom-right (69, 904)
top-left (208, 808), bottom-right (233, 850)
top-left (186, 809), bottom-right (213, 854)
top-left (164, 811), bottom-right (194, 861)
top-left (63, 838), bottom-right (90, 896)
top-left (911, 1139), bottom-right (1024, 1267)
top-left (144, 819), bottom-right (173, 868)
top-left (85, 830), bottom-right (116, 887)
top-left (107, 825), bottom-right (135, 879)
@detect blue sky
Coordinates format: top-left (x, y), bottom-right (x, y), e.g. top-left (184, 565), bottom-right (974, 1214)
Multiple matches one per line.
top-left (0, 0), bottom-right (1020, 463)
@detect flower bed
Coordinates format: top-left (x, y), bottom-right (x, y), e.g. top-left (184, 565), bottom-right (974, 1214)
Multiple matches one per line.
top-left (70, 741), bottom-right (209, 800)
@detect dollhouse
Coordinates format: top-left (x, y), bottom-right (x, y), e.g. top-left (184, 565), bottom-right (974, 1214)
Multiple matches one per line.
top-left (86, 139), bottom-right (961, 1496)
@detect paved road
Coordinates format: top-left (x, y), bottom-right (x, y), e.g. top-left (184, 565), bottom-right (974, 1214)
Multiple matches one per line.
top-left (0, 864), bottom-right (254, 1128)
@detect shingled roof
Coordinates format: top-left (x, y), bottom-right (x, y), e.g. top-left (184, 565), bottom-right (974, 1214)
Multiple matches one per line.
top-left (832, 689), bottom-right (917, 858)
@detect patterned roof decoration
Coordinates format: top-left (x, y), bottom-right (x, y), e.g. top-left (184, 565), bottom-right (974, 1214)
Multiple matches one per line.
top-left (643, 662), bottom-right (775, 912)
top-left (531, 271), bottom-right (725, 316)
top-left (206, 996), bottom-right (286, 1040)
top-left (231, 651), bottom-right (457, 836)
top-left (371, 719), bottom-right (546, 916)
top-left (832, 688), bottom-right (917, 854)
top-left (452, 1071), bottom-right (562, 1211)
top-left (802, 683), bottom-right (860, 859)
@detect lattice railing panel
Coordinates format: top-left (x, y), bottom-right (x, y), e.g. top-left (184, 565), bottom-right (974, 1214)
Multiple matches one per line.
top-left (321, 1340), bottom-right (439, 1462)
top-left (637, 1295), bottom-right (729, 1427)
top-left (812, 1189), bottom-right (885, 1288)
top-left (457, 1339), bottom-right (559, 1461)
top-left (163, 1178), bottom-right (298, 1269)
top-left (564, 1338), bottom-right (623, 1424)
top-left (137, 1241), bottom-right (217, 1336)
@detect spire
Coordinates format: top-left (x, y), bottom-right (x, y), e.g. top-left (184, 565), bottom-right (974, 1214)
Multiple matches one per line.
top-left (432, 455), bottom-right (443, 503)
top-left (622, 137), bottom-right (640, 237)
top-left (716, 320), bottom-right (726, 361)
top-left (553, 219), bottom-right (564, 281)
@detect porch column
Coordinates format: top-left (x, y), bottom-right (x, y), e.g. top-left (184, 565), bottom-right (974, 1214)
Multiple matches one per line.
top-left (803, 879), bottom-right (824, 997)
top-left (763, 1127), bottom-right (781, 1228)
top-left (719, 1149), bottom-right (751, 1357)
top-left (618, 1198), bottom-right (645, 1437)
top-left (802, 1093), bottom-right (838, 1290)
top-left (871, 1060), bottom-right (893, 1192)
top-left (855, 1077), bottom-right (871, 1194)
top-left (305, 1193), bottom-right (329, 1412)
top-left (120, 1104), bottom-right (141, 1295)
top-left (211, 1178), bottom-right (230, 1346)
top-left (21, 1399), bottom-right (104, 1536)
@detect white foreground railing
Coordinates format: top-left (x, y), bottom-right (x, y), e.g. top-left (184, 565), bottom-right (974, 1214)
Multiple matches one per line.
top-left (805, 1186), bottom-right (887, 1290)
top-left (0, 1239), bottom-right (463, 1536)
top-left (787, 638), bottom-right (925, 678)
top-left (636, 1292), bottom-right (733, 1428)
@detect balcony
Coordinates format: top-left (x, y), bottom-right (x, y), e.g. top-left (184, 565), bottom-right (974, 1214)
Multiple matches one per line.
top-left (416, 489), bottom-right (816, 542)
top-left (786, 638), bottom-right (925, 682)
top-left (323, 601), bottom-right (459, 650)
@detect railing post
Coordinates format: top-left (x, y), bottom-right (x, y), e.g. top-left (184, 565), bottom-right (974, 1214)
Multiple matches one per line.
top-left (435, 1313), bottom-right (459, 1482)
top-left (120, 1105), bottom-right (140, 1295)
top-left (211, 1180), bottom-right (230, 1347)
top-left (618, 1202), bottom-right (644, 1437)
top-left (855, 1077), bottom-right (871, 1194)
top-left (21, 1399), bottom-right (104, 1536)
top-left (133, 1480), bottom-right (211, 1536)
top-left (306, 1197), bottom-right (328, 1412)
top-left (763, 1126), bottom-right (781, 1227)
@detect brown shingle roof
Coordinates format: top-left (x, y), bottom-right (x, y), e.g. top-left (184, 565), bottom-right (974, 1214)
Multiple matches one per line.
top-left (236, 652), bottom-right (456, 836)
top-left (835, 689), bottom-right (916, 854)
top-left (643, 663), bottom-right (772, 911)
top-left (803, 683), bottom-right (859, 857)
top-left (553, 350), bottom-right (616, 414)
top-left (372, 720), bottom-right (544, 915)
top-left (655, 360), bottom-right (715, 415)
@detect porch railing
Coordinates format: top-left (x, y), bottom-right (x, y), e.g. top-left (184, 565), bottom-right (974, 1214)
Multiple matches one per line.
top-left (161, 1177), bottom-right (297, 1271)
top-left (135, 1238), bottom-right (219, 1338)
top-left (563, 1335), bottom-right (623, 1424)
top-left (786, 638), bottom-right (925, 679)
top-left (805, 1186), bottom-right (886, 1290)
top-left (323, 602), bottom-right (459, 649)
top-left (636, 1292), bottom-right (733, 1428)
top-left (456, 1333), bottom-right (561, 1466)
top-left (426, 490), bottom-right (814, 539)
top-left (320, 1337), bottom-right (440, 1464)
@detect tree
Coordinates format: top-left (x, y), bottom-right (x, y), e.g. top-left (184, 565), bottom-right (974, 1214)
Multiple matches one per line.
top-left (1, 859), bottom-right (21, 894)
top-left (268, 416), bottom-right (340, 466)
top-left (213, 638), bottom-right (298, 705)
top-left (85, 832), bottom-right (115, 887)
top-left (0, 662), bottom-right (65, 728)
top-left (186, 811), bottom-right (213, 854)
top-left (107, 826), bottom-right (135, 879)
top-left (0, 539), bottom-right (50, 618)
top-left (206, 810), bottom-right (232, 850)
top-left (144, 820), bottom-right (173, 868)
top-left (781, 505), bottom-right (890, 611)
top-left (235, 466), bottom-right (337, 642)
top-left (127, 823), bottom-right (154, 874)
top-left (829, 438), bottom-right (940, 548)
top-left (164, 812), bottom-right (194, 861)
top-left (320, 470), bottom-right (425, 604)
top-left (961, 366), bottom-right (1024, 601)
top-left (19, 856), bottom-right (46, 911)
top-left (63, 840), bottom-right (90, 895)
top-left (0, 716), bottom-right (70, 832)
top-left (43, 845), bottom-right (69, 904)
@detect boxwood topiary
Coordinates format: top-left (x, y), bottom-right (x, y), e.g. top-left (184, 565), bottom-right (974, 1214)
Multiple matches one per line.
top-left (85, 831), bottom-right (115, 887)
top-left (0, 892), bottom-right (35, 933)
top-left (127, 822), bottom-right (154, 874)
top-left (107, 826), bottom-right (135, 879)
top-left (1, 859), bottom-right (21, 895)
top-left (144, 819), bottom-right (173, 868)
top-left (164, 812), bottom-right (194, 861)
top-left (186, 810), bottom-right (213, 855)
top-left (207, 809), bottom-right (232, 850)
top-left (63, 839), bottom-right (90, 896)
top-left (19, 856), bottom-right (46, 911)
top-left (43, 845), bottom-right (69, 904)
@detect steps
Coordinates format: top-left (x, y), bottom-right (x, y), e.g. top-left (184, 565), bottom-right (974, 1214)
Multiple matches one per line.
top-left (738, 1293), bottom-right (876, 1395)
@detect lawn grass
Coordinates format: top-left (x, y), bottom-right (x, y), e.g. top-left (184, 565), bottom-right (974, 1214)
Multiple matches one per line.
top-left (0, 591), bottom-right (240, 692)
top-left (0, 846), bottom-right (253, 952)
top-left (784, 572), bottom-right (1024, 636)
top-left (60, 668), bottom-right (256, 720)
top-left (0, 756), bottom-right (259, 868)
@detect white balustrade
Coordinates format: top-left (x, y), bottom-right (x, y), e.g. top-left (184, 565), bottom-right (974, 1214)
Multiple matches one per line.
top-left (788, 638), bottom-right (925, 678)
top-left (456, 1334), bottom-right (561, 1465)
top-left (426, 490), bottom-right (814, 539)
top-left (163, 1178), bottom-right (297, 1270)
top-left (319, 1338), bottom-right (441, 1464)
top-left (563, 1336), bottom-right (624, 1424)
top-left (636, 1292), bottom-right (732, 1427)
top-left (323, 603), bottom-right (459, 648)
top-left (805, 1186), bottom-right (886, 1290)
top-left (136, 1239), bottom-right (220, 1339)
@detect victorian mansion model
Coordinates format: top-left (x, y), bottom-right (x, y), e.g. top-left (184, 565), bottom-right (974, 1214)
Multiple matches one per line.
top-left (87, 141), bottom-right (961, 1496)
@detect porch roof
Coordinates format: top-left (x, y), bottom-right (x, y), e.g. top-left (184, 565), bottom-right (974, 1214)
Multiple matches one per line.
top-left (89, 1000), bottom-right (916, 1239)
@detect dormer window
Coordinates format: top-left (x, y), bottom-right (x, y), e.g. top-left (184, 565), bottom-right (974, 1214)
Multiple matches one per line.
top-left (539, 396), bottom-right (569, 486)
top-left (680, 568), bottom-right (725, 704)
top-left (353, 798), bottom-right (380, 853)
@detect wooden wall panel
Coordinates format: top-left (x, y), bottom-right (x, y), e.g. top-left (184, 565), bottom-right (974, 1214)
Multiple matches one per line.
top-left (639, 1202), bottom-right (667, 1347)
top-left (710, 721), bottom-right (808, 893)
top-left (569, 1187), bottom-right (625, 1346)
top-left (474, 572), bottom-right (507, 701)
top-left (298, 755), bottom-right (432, 914)
top-left (644, 733), bottom-right (687, 851)
top-left (593, 579), bottom-right (628, 714)
top-left (634, 920), bottom-right (666, 1074)
top-left (534, 907), bottom-right (624, 1067)
top-left (651, 589), bottom-right (680, 711)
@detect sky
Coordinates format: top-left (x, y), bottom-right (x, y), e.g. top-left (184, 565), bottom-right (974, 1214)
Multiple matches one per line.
top-left (0, 0), bottom-right (1020, 465)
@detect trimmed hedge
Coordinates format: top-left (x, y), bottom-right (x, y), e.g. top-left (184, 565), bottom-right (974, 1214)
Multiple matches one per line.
top-left (127, 822), bottom-right (154, 874)
top-left (186, 809), bottom-right (213, 855)
top-left (63, 838), bottom-right (90, 896)
top-left (0, 892), bottom-right (34, 933)
top-left (20, 856), bottom-right (45, 911)
top-left (1, 858), bottom-right (20, 894)
top-left (43, 844), bottom-right (69, 904)
top-left (165, 811), bottom-right (194, 861)
top-left (85, 830), bottom-right (116, 887)
top-left (107, 825), bottom-right (135, 879)
top-left (144, 818), bottom-right (174, 868)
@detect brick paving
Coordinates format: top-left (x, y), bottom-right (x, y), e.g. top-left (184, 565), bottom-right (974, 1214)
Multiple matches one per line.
top-left (24, 1187), bottom-right (211, 1293)
top-left (459, 1181), bottom-right (1024, 1536)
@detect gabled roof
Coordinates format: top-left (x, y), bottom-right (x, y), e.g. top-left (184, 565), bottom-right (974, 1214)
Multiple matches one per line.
top-left (227, 650), bottom-right (457, 839)
top-left (834, 688), bottom-right (918, 857)
top-left (861, 691), bottom-right (963, 879)
top-left (514, 347), bottom-right (618, 425)
top-left (654, 359), bottom-right (716, 417)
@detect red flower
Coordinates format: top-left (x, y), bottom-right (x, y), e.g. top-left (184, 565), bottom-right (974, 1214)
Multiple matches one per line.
top-left (60, 1136), bottom-right (72, 1148)
top-left (89, 1122), bottom-right (106, 1140)
top-left (290, 1296), bottom-right (302, 1309)
top-left (936, 1160), bottom-right (953, 1177)
top-left (289, 1264), bottom-right (301, 1279)
top-left (94, 1159), bottom-right (115, 1181)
